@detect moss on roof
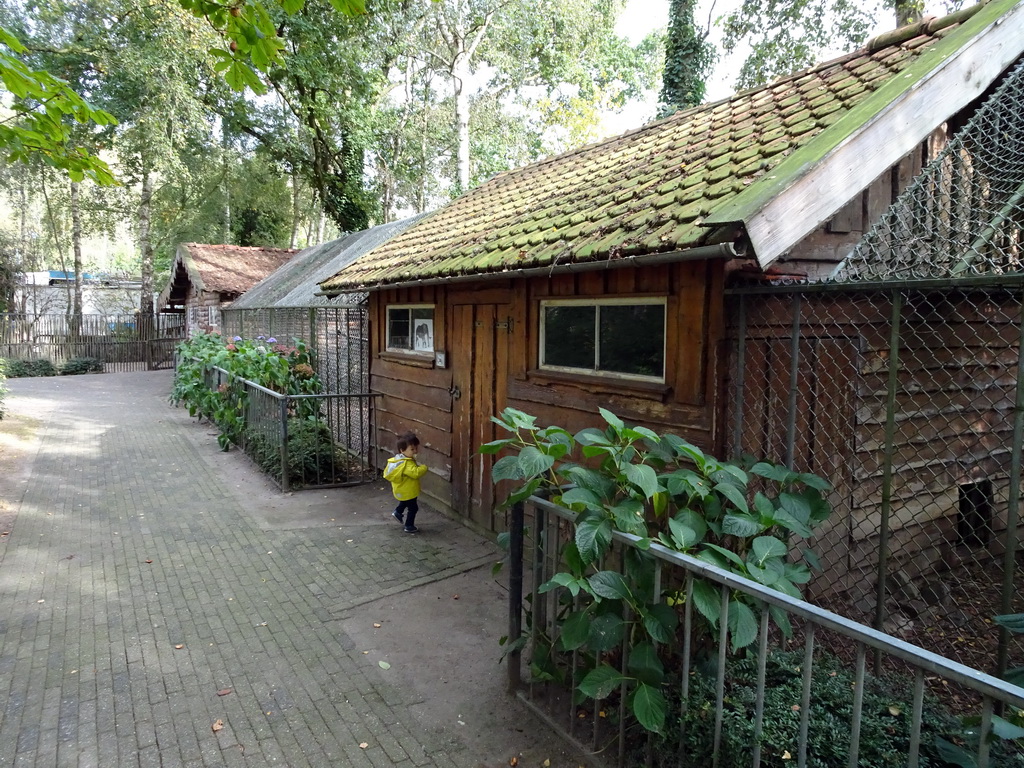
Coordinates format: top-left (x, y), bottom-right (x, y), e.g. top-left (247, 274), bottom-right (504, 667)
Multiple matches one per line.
top-left (320, 0), bottom-right (1008, 293)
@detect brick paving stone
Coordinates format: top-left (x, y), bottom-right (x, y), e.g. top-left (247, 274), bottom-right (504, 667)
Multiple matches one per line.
top-left (0, 372), bottom-right (586, 768)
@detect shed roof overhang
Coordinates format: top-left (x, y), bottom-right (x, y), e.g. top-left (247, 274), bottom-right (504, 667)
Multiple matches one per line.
top-left (705, 0), bottom-right (1024, 269)
top-left (317, 241), bottom-right (741, 296)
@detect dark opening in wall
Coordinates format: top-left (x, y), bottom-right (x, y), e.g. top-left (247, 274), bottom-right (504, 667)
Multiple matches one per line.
top-left (957, 479), bottom-right (993, 547)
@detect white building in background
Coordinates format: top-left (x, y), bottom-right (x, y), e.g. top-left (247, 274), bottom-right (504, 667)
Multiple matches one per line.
top-left (14, 271), bottom-right (144, 317)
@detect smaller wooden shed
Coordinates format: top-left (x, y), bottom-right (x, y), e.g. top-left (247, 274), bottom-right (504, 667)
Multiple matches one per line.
top-left (159, 243), bottom-right (297, 335)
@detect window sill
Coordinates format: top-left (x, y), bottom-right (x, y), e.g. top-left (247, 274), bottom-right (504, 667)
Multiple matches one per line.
top-left (527, 368), bottom-right (671, 399)
top-left (380, 351), bottom-right (435, 369)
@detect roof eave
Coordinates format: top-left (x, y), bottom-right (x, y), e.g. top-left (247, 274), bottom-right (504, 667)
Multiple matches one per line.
top-left (318, 241), bottom-right (743, 296)
top-left (705, 0), bottom-right (1024, 269)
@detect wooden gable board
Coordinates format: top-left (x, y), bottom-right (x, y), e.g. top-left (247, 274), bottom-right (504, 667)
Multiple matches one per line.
top-left (705, 0), bottom-right (1024, 269)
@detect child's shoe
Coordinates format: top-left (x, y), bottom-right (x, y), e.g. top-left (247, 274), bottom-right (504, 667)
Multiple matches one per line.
top-left (392, 510), bottom-right (404, 524)
top-left (403, 525), bottom-right (419, 533)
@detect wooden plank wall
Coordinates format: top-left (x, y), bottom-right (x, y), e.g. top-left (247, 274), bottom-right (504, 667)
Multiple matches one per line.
top-left (368, 260), bottom-right (726, 524)
top-left (733, 290), bottom-right (1024, 596)
top-left (505, 260), bottom-right (724, 446)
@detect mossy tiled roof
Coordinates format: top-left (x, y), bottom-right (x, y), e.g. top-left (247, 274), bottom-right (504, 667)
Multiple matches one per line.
top-left (320, 0), bottom-right (1006, 293)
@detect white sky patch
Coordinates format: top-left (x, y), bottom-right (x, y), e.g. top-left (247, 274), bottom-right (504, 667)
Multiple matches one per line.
top-left (602, 0), bottom-right (959, 139)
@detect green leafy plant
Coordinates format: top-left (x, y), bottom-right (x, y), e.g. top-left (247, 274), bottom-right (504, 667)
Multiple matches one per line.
top-left (3, 358), bottom-right (59, 378)
top-left (171, 332), bottom-right (324, 451)
top-left (60, 357), bottom-right (104, 375)
top-left (482, 406), bottom-right (832, 734)
top-left (934, 613), bottom-right (1024, 767)
top-left (639, 649), bottom-right (975, 768)
top-left (244, 417), bottom-right (345, 488)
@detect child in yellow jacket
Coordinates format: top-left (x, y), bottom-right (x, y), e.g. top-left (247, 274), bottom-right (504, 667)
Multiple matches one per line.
top-left (383, 432), bottom-right (428, 533)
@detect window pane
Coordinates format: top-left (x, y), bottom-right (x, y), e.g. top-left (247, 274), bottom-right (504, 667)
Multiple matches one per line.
top-left (411, 308), bottom-right (434, 352)
top-left (388, 308), bottom-right (410, 350)
top-left (599, 304), bottom-right (664, 377)
top-left (544, 305), bottom-right (595, 369)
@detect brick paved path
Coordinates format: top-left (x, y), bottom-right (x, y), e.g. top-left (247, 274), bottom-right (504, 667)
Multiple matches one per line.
top-left (0, 373), bottom-right (578, 768)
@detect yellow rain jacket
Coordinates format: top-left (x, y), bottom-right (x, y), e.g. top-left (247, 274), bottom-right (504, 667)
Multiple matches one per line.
top-left (383, 454), bottom-right (428, 500)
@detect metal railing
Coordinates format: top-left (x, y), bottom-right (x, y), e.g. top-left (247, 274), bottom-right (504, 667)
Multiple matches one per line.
top-left (508, 496), bottom-right (1024, 768)
top-left (203, 365), bottom-right (377, 491)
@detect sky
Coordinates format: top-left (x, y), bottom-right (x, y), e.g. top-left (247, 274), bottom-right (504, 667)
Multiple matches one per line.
top-left (604, 0), bottom-right (956, 137)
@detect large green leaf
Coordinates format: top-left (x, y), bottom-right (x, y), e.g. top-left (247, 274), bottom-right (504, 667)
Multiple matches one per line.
top-left (539, 572), bottom-right (584, 597)
top-left (768, 507), bottom-right (813, 538)
top-left (576, 516), bottom-right (613, 564)
top-left (559, 610), bottom-right (592, 651)
top-left (643, 603), bottom-right (679, 644)
top-left (749, 461), bottom-right (791, 483)
top-left (714, 482), bottom-right (749, 514)
top-left (994, 613), bottom-right (1024, 634)
top-left (797, 471), bottom-right (831, 492)
top-left (588, 613), bottom-right (626, 652)
top-left (727, 600), bottom-right (759, 651)
top-left (560, 487), bottom-right (604, 510)
top-left (691, 579), bottom-right (721, 625)
top-left (722, 513), bottom-right (764, 538)
top-left (631, 683), bottom-right (667, 734)
top-left (668, 519), bottom-right (701, 551)
top-left (992, 715), bottom-right (1024, 740)
top-left (579, 665), bottom-right (627, 699)
top-left (627, 641), bottom-right (665, 686)
top-left (518, 445), bottom-right (555, 478)
top-left (491, 455), bottom-right (524, 482)
top-left (934, 738), bottom-right (977, 768)
top-left (504, 478), bottom-right (542, 506)
top-left (751, 536), bottom-right (787, 565)
top-left (779, 492), bottom-right (812, 524)
top-left (746, 558), bottom-right (785, 586)
top-left (477, 438), bottom-right (513, 454)
top-left (700, 543), bottom-right (745, 568)
top-left (599, 407), bottom-right (624, 432)
top-left (589, 571), bottom-right (633, 601)
top-left (623, 463), bottom-right (660, 499)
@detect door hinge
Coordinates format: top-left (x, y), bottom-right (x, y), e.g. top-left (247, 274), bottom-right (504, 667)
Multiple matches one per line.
top-left (495, 317), bottom-right (514, 332)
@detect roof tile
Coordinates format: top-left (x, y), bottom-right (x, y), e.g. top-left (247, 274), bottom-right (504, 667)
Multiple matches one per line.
top-left (318, 1), bottom-right (1000, 291)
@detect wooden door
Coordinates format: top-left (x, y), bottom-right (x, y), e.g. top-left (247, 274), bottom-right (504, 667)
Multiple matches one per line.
top-left (451, 303), bottom-right (510, 532)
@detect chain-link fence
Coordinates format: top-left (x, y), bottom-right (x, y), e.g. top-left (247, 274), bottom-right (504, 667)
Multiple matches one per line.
top-left (724, 57), bottom-right (1024, 677)
top-left (221, 306), bottom-right (369, 396)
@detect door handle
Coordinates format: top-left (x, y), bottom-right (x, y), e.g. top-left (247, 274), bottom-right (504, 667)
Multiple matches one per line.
top-left (449, 385), bottom-right (461, 400)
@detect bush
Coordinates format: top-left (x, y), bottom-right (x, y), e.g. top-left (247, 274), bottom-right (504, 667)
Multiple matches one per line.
top-left (244, 417), bottom-right (343, 488)
top-left (637, 649), bottom-right (980, 768)
top-left (3, 358), bottom-right (59, 378)
top-left (60, 357), bottom-right (104, 375)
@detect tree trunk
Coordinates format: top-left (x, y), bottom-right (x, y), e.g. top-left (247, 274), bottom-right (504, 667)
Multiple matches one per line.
top-left (290, 170), bottom-right (301, 248)
top-left (453, 62), bottom-right (471, 193)
top-left (70, 181), bottom-right (83, 339)
top-left (893, 0), bottom-right (922, 26)
top-left (138, 170), bottom-right (154, 318)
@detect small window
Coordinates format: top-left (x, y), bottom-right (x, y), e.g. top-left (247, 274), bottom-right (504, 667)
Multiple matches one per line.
top-left (387, 305), bottom-right (434, 353)
top-left (540, 299), bottom-right (666, 380)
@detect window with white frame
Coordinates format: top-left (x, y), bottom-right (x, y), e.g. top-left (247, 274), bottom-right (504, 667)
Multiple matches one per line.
top-left (540, 298), bottom-right (666, 380)
top-left (387, 305), bottom-right (434, 353)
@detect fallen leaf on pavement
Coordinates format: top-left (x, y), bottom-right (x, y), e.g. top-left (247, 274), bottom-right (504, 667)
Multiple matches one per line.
top-left (144, 559), bottom-right (153, 564)
top-left (453, 594), bottom-right (459, 599)
top-left (212, 719), bottom-right (223, 732)
top-left (359, 742), bottom-right (368, 749)
top-left (174, 644), bottom-right (184, 650)
top-left (509, 758), bottom-right (518, 767)
top-left (373, 623), bottom-right (381, 628)
top-left (378, 661), bottom-right (391, 670)
top-left (217, 689), bottom-right (233, 697)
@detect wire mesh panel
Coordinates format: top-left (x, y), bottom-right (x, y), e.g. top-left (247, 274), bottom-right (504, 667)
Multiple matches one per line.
top-left (727, 286), bottom-right (1024, 678)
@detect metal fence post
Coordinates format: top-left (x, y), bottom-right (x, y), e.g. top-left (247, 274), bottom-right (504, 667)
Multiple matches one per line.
top-left (280, 395), bottom-right (290, 493)
top-left (508, 500), bottom-right (524, 693)
top-left (875, 290), bottom-right (903, 649)
top-left (997, 289), bottom-right (1024, 677)
top-left (785, 293), bottom-right (803, 470)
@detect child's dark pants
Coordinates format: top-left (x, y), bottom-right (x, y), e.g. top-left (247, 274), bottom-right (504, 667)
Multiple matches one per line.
top-left (396, 497), bottom-right (418, 527)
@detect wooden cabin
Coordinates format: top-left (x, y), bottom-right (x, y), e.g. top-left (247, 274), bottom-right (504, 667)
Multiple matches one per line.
top-left (319, 0), bottom-right (1024, 548)
top-left (159, 243), bottom-right (297, 335)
